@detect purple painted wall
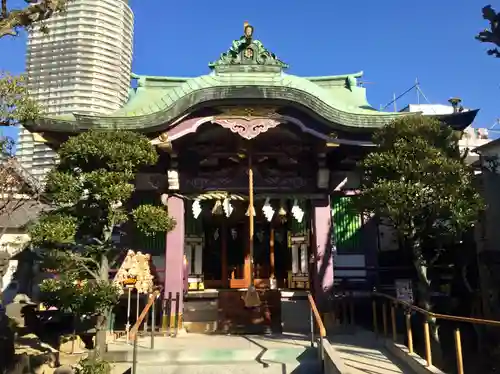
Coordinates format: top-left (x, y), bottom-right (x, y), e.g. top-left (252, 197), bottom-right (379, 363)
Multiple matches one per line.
top-left (312, 197), bottom-right (334, 310)
top-left (164, 196), bottom-right (185, 317)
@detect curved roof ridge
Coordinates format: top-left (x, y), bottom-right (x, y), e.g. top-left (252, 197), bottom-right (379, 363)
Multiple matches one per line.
top-left (279, 73), bottom-right (384, 116)
top-left (304, 71), bottom-right (364, 81)
top-left (131, 73), bottom-right (192, 82)
top-left (84, 72), bottom-right (404, 119)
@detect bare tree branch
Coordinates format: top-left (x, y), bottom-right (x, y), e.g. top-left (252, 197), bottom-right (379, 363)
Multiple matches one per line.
top-left (1, 0), bottom-right (7, 19)
top-left (0, 0), bottom-right (69, 38)
top-left (476, 5), bottom-right (500, 58)
top-left (69, 253), bottom-right (101, 280)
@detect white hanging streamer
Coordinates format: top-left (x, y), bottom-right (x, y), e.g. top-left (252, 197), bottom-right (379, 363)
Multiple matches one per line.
top-left (223, 198), bottom-right (233, 217)
top-left (192, 199), bottom-right (202, 219)
top-left (262, 197), bottom-right (275, 222)
top-left (291, 199), bottom-right (305, 223)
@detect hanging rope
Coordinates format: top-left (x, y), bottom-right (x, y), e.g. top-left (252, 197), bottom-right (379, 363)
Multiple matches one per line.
top-left (173, 192), bottom-right (246, 201)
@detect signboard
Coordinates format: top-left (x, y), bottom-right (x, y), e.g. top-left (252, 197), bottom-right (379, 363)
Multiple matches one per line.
top-left (395, 279), bottom-right (414, 304)
top-left (123, 276), bottom-right (137, 287)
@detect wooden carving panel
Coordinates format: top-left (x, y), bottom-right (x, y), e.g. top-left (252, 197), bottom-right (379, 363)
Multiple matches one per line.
top-left (212, 118), bottom-right (280, 140)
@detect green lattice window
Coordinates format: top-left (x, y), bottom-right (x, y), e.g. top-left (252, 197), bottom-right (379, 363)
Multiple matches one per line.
top-left (331, 195), bottom-right (363, 253)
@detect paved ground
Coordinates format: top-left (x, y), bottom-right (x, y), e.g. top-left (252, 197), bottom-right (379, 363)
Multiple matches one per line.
top-left (107, 331), bottom-right (413, 374)
top-left (329, 331), bottom-right (414, 374)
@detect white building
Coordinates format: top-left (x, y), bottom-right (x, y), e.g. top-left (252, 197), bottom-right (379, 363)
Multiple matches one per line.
top-left (18, 0), bottom-right (134, 181)
top-left (400, 103), bottom-right (491, 164)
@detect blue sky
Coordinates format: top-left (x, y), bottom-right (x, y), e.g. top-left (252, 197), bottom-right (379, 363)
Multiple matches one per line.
top-left (1, 0), bottom-right (498, 141)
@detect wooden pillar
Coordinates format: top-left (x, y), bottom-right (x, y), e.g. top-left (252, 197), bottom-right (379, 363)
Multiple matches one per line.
top-left (270, 227), bottom-right (275, 278)
top-left (221, 221), bottom-right (228, 288)
top-left (244, 247), bottom-right (251, 287)
top-left (247, 153), bottom-right (255, 288)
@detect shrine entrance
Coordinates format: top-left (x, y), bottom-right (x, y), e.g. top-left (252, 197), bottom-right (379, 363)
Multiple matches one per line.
top-left (173, 110), bottom-right (322, 334)
top-left (196, 199), bottom-right (304, 290)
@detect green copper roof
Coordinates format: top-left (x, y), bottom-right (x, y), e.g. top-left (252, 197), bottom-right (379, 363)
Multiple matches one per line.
top-left (26, 24), bottom-right (412, 134)
top-left (28, 70), bottom-right (409, 133)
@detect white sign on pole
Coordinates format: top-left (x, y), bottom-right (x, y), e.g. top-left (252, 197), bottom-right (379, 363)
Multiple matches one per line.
top-left (395, 279), bottom-right (414, 304)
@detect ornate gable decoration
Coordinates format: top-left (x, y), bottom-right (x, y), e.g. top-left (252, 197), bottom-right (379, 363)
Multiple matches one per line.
top-left (209, 22), bottom-right (289, 72)
top-left (212, 106), bottom-right (281, 140)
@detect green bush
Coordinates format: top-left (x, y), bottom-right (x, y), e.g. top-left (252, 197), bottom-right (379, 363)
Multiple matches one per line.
top-left (74, 357), bottom-right (111, 374)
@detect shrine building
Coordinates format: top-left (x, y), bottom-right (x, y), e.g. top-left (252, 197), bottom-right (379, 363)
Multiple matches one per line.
top-left (24, 23), bottom-right (478, 333)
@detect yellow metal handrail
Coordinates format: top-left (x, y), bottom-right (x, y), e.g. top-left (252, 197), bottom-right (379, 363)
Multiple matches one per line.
top-left (373, 291), bottom-right (500, 374)
top-left (308, 293), bottom-right (327, 338)
top-left (374, 291), bottom-right (500, 326)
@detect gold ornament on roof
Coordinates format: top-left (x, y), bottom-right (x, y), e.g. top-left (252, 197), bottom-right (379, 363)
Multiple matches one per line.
top-left (155, 132), bottom-right (172, 151)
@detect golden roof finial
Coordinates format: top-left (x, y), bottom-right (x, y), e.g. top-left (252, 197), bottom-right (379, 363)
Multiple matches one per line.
top-left (243, 21), bottom-right (254, 38)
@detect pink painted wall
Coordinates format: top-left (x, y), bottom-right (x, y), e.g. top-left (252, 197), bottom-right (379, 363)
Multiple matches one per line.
top-left (164, 196), bottom-right (185, 313)
top-left (313, 198), bottom-right (334, 310)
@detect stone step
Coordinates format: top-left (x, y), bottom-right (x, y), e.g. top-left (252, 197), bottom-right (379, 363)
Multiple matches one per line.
top-left (112, 360), bottom-right (322, 374)
top-left (106, 346), bottom-right (316, 364)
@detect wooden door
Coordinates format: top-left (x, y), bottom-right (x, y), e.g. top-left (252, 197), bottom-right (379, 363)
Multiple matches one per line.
top-left (226, 222), bottom-right (248, 288)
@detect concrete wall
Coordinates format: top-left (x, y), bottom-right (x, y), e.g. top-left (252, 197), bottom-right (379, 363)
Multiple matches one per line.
top-left (321, 338), bottom-right (348, 374)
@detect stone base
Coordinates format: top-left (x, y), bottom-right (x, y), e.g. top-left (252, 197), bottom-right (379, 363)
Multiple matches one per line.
top-left (161, 313), bottom-right (183, 331)
top-left (184, 321), bottom-right (218, 334)
top-left (217, 289), bottom-right (282, 335)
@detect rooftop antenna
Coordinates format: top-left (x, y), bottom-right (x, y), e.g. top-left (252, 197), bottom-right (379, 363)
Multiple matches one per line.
top-left (415, 78), bottom-right (420, 105)
top-left (415, 82), bottom-right (437, 114)
top-left (382, 79), bottom-right (437, 113)
top-left (382, 83), bottom-right (417, 111)
top-left (489, 118), bottom-right (500, 133)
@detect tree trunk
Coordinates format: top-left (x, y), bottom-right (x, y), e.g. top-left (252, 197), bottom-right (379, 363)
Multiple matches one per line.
top-left (93, 254), bottom-right (110, 358)
top-left (412, 243), bottom-right (443, 363)
top-left (93, 313), bottom-right (107, 358)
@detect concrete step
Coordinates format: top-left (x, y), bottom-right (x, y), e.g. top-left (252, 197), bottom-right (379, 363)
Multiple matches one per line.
top-left (106, 333), bottom-right (321, 373)
top-left (107, 346), bottom-right (315, 364)
top-left (112, 360), bottom-right (322, 374)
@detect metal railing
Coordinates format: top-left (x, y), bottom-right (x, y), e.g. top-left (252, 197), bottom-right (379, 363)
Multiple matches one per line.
top-left (371, 291), bottom-right (500, 374)
top-left (308, 292), bottom-right (327, 373)
top-left (319, 288), bottom-right (500, 374)
top-left (129, 291), bottom-right (181, 374)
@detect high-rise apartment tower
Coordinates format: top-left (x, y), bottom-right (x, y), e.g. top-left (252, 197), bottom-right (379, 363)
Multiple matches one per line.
top-left (18, 0), bottom-right (134, 181)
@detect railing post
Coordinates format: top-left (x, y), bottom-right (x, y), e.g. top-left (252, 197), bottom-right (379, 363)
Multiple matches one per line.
top-left (342, 292), bottom-right (348, 327)
top-left (454, 328), bottom-right (464, 374)
top-left (174, 291), bottom-right (180, 336)
top-left (349, 292), bottom-right (355, 326)
top-left (333, 296), bottom-right (339, 326)
top-left (405, 311), bottom-right (413, 354)
top-left (382, 302), bottom-right (388, 337)
top-left (166, 292), bottom-right (172, 336)
top-left (150, 295), bottom-right (156, 350)
top-left (391, 303), bottom-right (397, 342)
top-left (310, 306), bottom-right (314, 347)
top-left (318, 337), bottom-right (325, 374)
top-left (372, 299), bottom-right (378, 336)
top-left (423, 320), bottom-right (432, 367)
top-left (132, 331), bottom-right (138, 374)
